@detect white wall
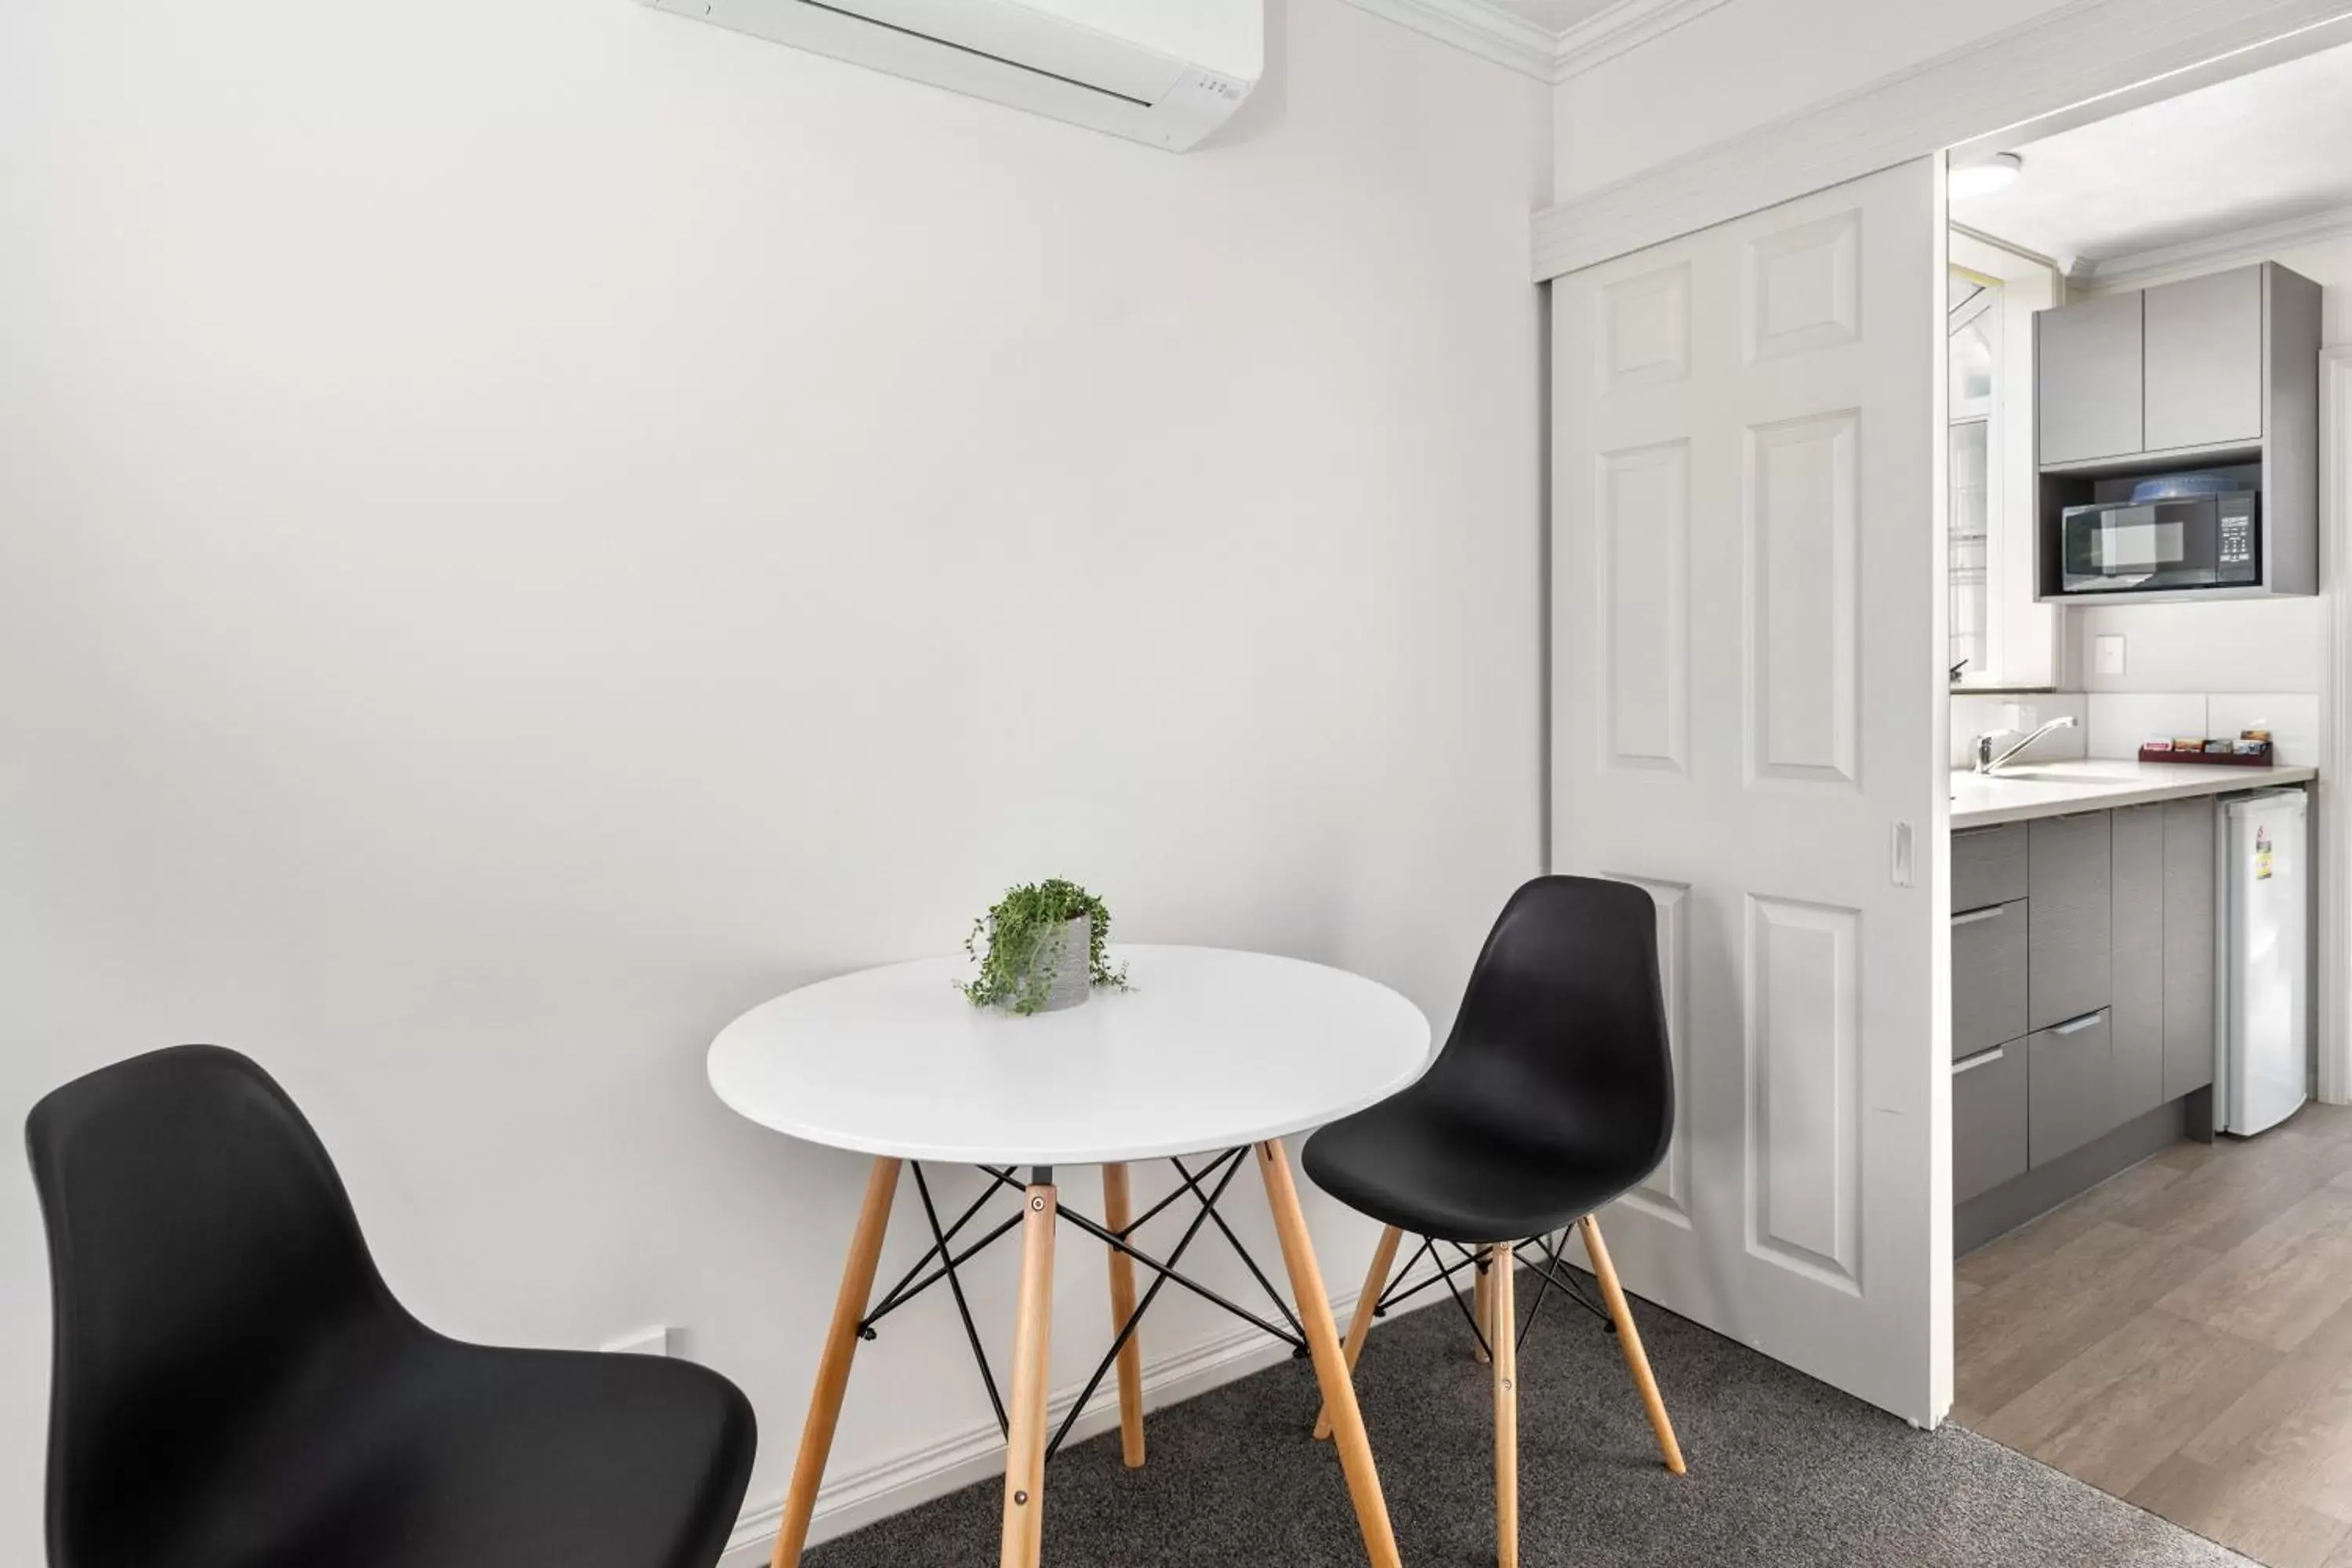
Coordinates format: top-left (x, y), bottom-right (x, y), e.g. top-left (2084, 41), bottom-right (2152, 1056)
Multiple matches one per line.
top-left (2071, 233), bottom-right (2352, 699)
top-left (0, 0), bottom-right (1550, 1554)
top-left (1551, 0), bottom-right (2074, 202)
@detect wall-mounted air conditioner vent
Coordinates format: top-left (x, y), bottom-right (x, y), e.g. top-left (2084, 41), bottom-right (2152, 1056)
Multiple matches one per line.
top-left (642, 0), bottom-right (1261, 152)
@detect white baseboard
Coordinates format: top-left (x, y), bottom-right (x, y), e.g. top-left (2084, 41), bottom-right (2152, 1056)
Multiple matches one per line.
top-left (717, 1259), bottom-right (1451, 1566)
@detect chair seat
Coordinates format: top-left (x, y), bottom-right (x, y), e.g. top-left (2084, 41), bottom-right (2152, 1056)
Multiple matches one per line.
top-left (1303, 1083), bottom-right (1649, 1243)
top-left (169, 1333), bottom-right (756, 1568)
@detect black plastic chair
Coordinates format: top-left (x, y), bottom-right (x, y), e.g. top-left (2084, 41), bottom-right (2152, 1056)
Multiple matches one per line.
top-left (25, 1044), bottom-right (756, 1568)
top-left (1302, 876), bottom-right (1687, 1568)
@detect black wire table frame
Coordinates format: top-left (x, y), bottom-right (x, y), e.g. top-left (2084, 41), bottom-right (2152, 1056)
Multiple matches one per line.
top-left (862, 1150), bottom-right (1311, 1461)
top-left (764, 1143), bottom-right (1405, 1568)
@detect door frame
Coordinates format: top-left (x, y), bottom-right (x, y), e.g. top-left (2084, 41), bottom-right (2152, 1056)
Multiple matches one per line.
top-left (2324, 347), bottom-right (2352, 1104)
top-left (1537, 5), bottom-right (2352, 1429)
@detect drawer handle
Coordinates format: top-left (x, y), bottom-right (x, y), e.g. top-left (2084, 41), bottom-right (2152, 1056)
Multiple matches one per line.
top-left (1951, 906), bottom-right (2007, 927)
top-left (1953, 1046), bottom-right (2005, 1076)
top-left (2052, 1009), bottom-right (2107, 1036)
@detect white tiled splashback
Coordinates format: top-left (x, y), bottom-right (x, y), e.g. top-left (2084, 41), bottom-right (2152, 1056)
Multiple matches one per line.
top-left (1950, 691), bottom-right (2320, 770)
top-left (1951, 691), bottom-right (2321, 770)
top-left (2085, 692), bottom-right (2319, 765)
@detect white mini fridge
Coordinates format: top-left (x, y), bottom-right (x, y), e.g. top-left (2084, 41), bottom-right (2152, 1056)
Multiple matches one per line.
top-left (2219, 789), bottom-right (2309, 1135)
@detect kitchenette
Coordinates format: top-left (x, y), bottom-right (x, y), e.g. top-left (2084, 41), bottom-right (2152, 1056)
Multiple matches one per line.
top-left (1944, 252), bottom-right (2327, 1250)
top-left (1937, 46), bottom-right (2352, 1557)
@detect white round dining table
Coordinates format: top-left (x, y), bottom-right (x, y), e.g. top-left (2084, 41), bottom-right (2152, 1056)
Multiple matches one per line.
top-left (710, 944), bottom-right (1432, 1568)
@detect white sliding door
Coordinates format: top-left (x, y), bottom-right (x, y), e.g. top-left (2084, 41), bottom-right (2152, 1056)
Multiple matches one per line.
top-left (1551, 160), bottom-right (1951, 1425)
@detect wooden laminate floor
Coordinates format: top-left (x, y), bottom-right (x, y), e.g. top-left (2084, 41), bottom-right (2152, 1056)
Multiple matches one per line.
top-left (1958, 1101), bottom-right (2352, 1568)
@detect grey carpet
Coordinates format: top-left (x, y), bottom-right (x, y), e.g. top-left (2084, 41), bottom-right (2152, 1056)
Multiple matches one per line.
top-left (805, 1267), bottom-right (2252, 1566)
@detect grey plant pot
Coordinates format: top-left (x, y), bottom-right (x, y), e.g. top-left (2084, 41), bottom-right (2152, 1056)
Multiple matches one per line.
top-left (1030, 915), bottom-right (1093, 1012)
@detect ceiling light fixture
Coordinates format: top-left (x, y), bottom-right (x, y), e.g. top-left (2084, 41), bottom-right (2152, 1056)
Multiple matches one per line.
top-left (1951, 152), bottom-right (2024, 200)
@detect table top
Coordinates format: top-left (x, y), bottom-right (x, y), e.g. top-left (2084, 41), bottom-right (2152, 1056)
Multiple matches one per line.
top-left (708, 945), bottom-right (1433, 1167)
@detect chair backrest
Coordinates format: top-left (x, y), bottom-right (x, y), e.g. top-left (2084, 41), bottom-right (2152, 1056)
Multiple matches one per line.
top-left (24, 1045), bottom-right (401, 1566)
top-left (1426, 876), bottom-right (1674, 1179)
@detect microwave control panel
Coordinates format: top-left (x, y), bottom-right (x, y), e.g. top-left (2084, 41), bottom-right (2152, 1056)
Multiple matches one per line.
top-left (2219, 498), bottom-right (2258, 579)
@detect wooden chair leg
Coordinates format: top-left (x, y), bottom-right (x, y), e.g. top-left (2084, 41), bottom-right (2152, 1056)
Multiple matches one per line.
top-left (1491, 1242), bottom-right (1519, 1568)
top-left (1314, 1223), bottom-right (1403, 1440)
top-left (1578, 1213), bottom-right (1686, 1475)
top-left (1100, 1163), bottom-right (1147, 1468)
top-left (1258, 1140), bottom-right (1404, 1568)
top-left (1473, 1247), bottom-right (1493, 1363)
top-left (999, 1180), bottom-right (1058, 1568)
top-left (771, 1157), bottom-right (901, 1568)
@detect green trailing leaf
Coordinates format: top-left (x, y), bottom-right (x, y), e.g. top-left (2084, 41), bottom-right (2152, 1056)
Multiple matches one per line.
top-left (961, 878), bottom-right (1131, 1015)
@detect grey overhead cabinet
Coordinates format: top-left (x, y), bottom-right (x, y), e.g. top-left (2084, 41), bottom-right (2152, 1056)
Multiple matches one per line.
top-left (2034, 260), bottom-right (2321, 599)
top-left (2143, 267), bottom-right (2264, 453)
top-left (2035, 291), bottom-right (2143, 466)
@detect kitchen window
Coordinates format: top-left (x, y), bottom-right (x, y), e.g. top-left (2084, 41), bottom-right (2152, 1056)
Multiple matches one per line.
top-left (1949, 269), bottom-right (1999, 684)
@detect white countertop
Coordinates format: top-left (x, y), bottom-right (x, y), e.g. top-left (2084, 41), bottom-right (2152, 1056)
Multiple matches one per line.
top-left (1951, 760), bottom-right (2316, 829)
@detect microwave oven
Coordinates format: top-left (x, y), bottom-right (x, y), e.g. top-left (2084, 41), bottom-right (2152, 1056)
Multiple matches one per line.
top-left (2057, 490), bottom-right (2259, 595)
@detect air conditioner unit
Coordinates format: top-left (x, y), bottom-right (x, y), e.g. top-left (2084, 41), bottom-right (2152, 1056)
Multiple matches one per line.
top-left (642, 0), bottom-right (1261, 152)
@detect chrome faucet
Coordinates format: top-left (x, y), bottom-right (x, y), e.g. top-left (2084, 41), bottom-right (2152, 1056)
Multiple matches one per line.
top-left (1973, 715), bottom-right (2078, 775)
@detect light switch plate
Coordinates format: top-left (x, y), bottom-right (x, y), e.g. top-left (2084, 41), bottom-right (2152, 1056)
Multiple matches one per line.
top-left (2093, 634), bottom-right (2125, 675)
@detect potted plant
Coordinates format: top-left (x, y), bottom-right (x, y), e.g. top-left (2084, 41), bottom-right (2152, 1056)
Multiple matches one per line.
top-left (962, 879), bottom-right (1130, 1015)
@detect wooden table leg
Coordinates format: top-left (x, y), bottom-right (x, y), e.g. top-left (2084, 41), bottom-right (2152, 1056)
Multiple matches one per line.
top-left (999, 1177), bottom-right (1058, 1568)
top-left (1578, 1213), bottom-right (1686, 1475)
top-left (1099, 1163), bottom-right (1148, 1468)
top-left (1490, 1243), bottom-right (1518, 1568)
top-left (771, 1157), bottom-right (901, 1568)
top-left (1258, 1140), bottom-right (1404, 1568)
top-left (1314, 1223), bottom-right (1402, 1440)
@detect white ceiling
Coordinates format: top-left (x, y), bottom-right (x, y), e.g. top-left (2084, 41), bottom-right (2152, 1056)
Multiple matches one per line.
top-left (1950, 39), bottom-right (2352, 274)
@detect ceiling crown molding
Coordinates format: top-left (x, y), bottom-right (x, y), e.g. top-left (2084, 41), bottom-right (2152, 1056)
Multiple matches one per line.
top-left (1338, 0), bottom-right (1733, 84)
top-left (1552, 0), bottom-right (1733, 81)
top-left (1338, 0), bottom-right (1558, 78)
top-left (2080, 201), bottom-right (2352, 294)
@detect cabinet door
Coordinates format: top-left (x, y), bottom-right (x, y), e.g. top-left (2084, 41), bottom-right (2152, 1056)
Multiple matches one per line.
top-left (2164, 797), bottom-right (2218, 1098)
top-left (2030, 811), bottom-right (2112, 1032)
top-left (2111, 804), bottom-right (2165, 1122)
top-left (2038, 292), bottom-right (2143, 464)
top-left (2031, 1009), bottom-right (2115, 1167)
top-left (2143, 265), bottom-right (2263, 453)
top-left (1952, 823), bottom-right (2028, 913)
top-left (1954, 1043), bottom-right (2028, 1203)
top-left (1952, 899), bottom-right (2028, 1059)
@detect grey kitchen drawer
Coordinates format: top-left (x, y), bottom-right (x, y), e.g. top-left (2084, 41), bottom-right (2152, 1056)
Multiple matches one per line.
top-left (2164, 796), bottom-right (2218, 1098)
top-left (2030, 1008), bottom-right (2115, 1168)
top-left (1951, 899), bottom-right (2027, 1061)
top-left (2030, 811), bottom-right (2112, 1033)
top-left (1952, 822), bottom-right (2028, 913)
top-left (1955, 1042), bottom-right (2028, 1204)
